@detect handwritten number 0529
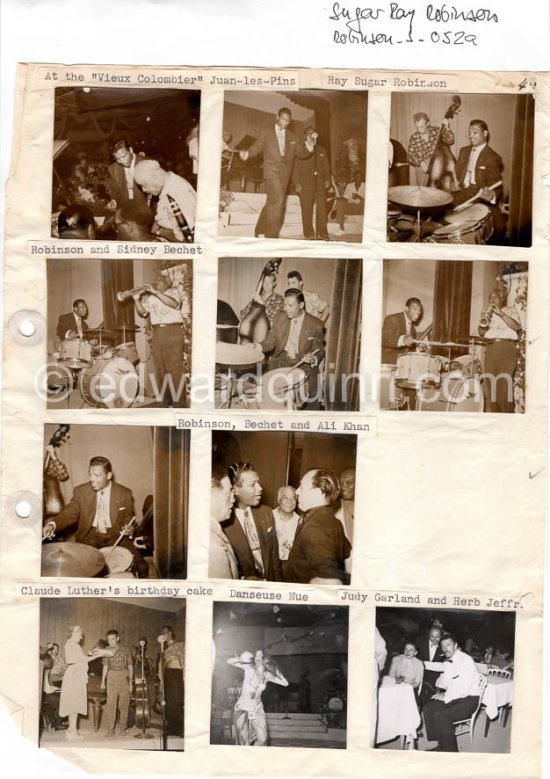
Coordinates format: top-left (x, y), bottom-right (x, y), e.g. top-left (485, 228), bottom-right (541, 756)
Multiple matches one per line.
top-left (430, 30), bottom-right (477, 45)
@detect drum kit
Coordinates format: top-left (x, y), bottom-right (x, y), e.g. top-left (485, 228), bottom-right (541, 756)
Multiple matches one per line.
top-left (380, 337), bottom-right (491, 412)
top-left (215, 341), bottom-right (313, 410)
top-left (387, 185), bottom-right (494, 245)
top-left (50, 324), bottom-right (142, 408)
top-left (41, 541), bottom-right (135, 578)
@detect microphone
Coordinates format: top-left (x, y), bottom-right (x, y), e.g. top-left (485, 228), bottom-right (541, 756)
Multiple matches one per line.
top-left (157, 635), bottom-right (166, 644)
top-left (139, 640), bottom-right (145, 647)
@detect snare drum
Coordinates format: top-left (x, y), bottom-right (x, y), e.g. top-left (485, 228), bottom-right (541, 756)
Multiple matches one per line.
top-left (79, 356), bottom-right (138, 408)
top-left (395, 353), bottom-right (441, 389)
top-left (430, 203), bottom-right (493, 245)
top-left (58, 338), bottom-right (93, 368)
top-left (239, 367), bottom-right (307, 410)
top-left (449, 354), bottom-right (481, 379)
top-left (115, 341), bottom-right (139, 365)
top-left (100, 546), bottom-right (134, 577)
top-left (415, 374), bottom-right (484, 413)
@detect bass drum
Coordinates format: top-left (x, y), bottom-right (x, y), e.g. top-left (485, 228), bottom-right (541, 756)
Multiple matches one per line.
top-left (415, 374), bottom-right (484, 412)
top-left (79, 356), bottom-right (138, 408)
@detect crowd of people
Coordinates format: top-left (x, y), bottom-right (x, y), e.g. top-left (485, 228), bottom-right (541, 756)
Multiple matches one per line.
top-left (375, 620), bottom-right (514, 752)
top-left (53, 137), bottom-right (198, 243)
top-left (209, 462), bottom-right (355, 585)
top-left (40, 623), bottom-right (184, 741)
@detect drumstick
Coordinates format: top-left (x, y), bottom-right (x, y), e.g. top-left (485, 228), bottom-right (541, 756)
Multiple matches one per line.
top-left (287, 349), bottom-right (320, 373)
top-left (451, 180), bottom-right (502, 213)
top-left (111, 516), bottom-right (136, 550)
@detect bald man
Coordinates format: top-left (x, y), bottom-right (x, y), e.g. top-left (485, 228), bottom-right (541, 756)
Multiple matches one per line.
top-left (134, 159), bottom-right (197, 243)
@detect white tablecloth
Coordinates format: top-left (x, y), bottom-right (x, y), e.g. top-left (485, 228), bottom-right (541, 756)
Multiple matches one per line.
top-left (482, 676), bottom-right (513, 720)
top-left (376, 676), bottom-right (421, 744)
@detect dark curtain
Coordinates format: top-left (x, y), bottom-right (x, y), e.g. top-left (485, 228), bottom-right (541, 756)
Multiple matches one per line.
top-left (154, 428), bottom-right (190, 579)
top-left (509, 94), bottom-right (534, 247)
top-left (432, 261), bottom-right (473, 350)
top-left (101, 260), bottom-right (135, 330)
top-left (325, 259), bottom-right (362, 411)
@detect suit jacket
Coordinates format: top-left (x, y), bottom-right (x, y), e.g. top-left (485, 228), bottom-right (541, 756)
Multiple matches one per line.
top-left (223, 504), bottom-right (283, 581)
top-left (108, 154), bottom-right (149, 207)
top-left (292, 145), bottom-right (331, 192)
top-left (284, 505), bottom-right (351, 584)
top-left (56, 312), bottom-right (90, 341)
top-left (381, 312), bottom-right (416, 365)
top-left (248, 127), bottom-right (310, 183)
top-left (53, 482), bottom-right (135, 543)
top-left (455, 144), bottom-right (503, 197)
top-left (416, 635), bottom-right (446, 689)
top-left (261, 311), bottom-right (325, 364)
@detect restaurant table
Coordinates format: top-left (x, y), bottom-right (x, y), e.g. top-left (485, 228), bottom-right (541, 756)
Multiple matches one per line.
top-left (376, 675), bottom-right (421, 746)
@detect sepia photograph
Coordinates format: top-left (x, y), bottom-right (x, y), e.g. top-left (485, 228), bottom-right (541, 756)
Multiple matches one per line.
top-left (45, 258), bottom-right (192, 408)
top-left (41, 424), bottom-right (189, 579)
top-left (211, 603), bottom-right (348, 748)
top-left (388, 92), bottom-right (533, 246)
top-left (39, 597), bottom-right (185, 751)
top-left (52, 87), bottom-right (200, 242)
top-left (380, 259), bottom-right (528, 413)
top-left (373, 606), bottom-right (515, 753)
top-left (216, 256), bottom-right (362, 412)
top-left (219, 89), bottom-right (368, 242)
top-left (210, 430), bottom-right (357, 585)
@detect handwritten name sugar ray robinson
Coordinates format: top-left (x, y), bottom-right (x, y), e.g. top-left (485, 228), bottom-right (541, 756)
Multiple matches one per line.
top-left (330, 3), bottom-right (498, 46)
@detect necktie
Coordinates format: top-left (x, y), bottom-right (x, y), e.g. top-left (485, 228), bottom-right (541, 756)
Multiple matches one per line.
top-left (286, 319), bottom-right (300, 359)
top-left (76, 316), bottom-right (82, 338)
top-left (243, 508), bottom-right (264, 577)
top-left (96, 490), bottom-right (108, 533)
top-left (463, 147), bottom-right (478, 187)
top-left (277, 128), bottom-right (285, 156)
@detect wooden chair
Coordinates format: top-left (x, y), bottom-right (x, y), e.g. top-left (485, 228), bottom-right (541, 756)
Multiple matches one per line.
top-left (453, 674), bottom-right (487, 744)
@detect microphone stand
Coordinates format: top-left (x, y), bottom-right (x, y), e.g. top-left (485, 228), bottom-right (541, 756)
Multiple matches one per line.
top-left (159, 641), bottom-right (167, 751)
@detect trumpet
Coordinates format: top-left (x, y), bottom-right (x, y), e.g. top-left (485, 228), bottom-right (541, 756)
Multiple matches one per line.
top-left (117, 285), bottom-right (149, 302)
top-left (479, 305), bottom-right (495, 329)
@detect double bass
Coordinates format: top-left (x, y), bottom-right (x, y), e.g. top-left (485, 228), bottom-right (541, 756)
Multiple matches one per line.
top-left (43, 425), bottom-right (70, 521)
top-left (133, 641), bottom-right (153, 739)
top-left (238, 257), bottom-right (283, 345)
top-left (425, 95), bottom-right (461, 189)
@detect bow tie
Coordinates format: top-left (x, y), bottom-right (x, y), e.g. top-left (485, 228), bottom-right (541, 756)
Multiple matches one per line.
top-left (444, 659), bottom-right (453, 663)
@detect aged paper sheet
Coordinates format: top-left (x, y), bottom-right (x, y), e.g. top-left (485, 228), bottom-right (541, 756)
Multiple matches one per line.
top-left (0, 5), bottom-right (548, 778)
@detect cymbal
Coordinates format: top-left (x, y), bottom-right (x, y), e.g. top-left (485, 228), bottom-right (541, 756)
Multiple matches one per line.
top-left (42, 542), bottom-right (105, 577)
top-left (113, 324), bottom-right (141, 332)
top-left (454, 335), bottom-right (492, 345)
top-left (216, 341), bottom-right (264, 366)
top-left (421, 340), bottom-right (469, 348)
top-left (86, 328), bottom-right (117, 336)
top-left (388, 186), bottom-right (452, 209)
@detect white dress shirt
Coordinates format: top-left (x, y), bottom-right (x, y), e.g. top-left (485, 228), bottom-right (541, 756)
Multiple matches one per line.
top-left (436, 649), bottom-right (480, 703)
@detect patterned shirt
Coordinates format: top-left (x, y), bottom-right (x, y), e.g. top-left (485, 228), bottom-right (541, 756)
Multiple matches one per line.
top-left (103, 644), bottom-right (132, 672)
top-left (303, 290), bottom-right (329, 322)
top-left (164, 641), bottom-right (185, 668)
top-left (240, 293), bottom-right (284, 327)
top-left (142, 286), bottom-right (184, 325)
top-left (407, 125), bottom-right (455, 168)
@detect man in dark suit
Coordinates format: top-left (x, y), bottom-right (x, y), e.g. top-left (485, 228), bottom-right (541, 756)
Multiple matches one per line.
top-left (42, 456), bottom-right (148, 577)
top-left (416, 624), bottom-right (446, 709)
top-left (56, 299), bottom-right (90, 342)
top-left (222, 462), bottom-right (283, 581)
top-left (292, 127), bottom-right (331, 240)
top-left (381, 297), bottom-right (423, 365)
top-left (239, 107), bottom-right (312, 238)
top-left (255, 289), bottom-right (325, 407)
top-left (108, 138), bottom-right (151, 210)
top-left (453, 120), bottom-right (505, 241)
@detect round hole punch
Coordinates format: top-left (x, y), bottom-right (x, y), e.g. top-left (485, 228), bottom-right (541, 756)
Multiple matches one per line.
top-left (7, 310), bottom-right (45, 346)
top-left (5, 491), bottom-right (42, 524)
